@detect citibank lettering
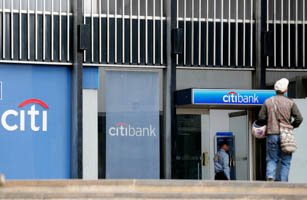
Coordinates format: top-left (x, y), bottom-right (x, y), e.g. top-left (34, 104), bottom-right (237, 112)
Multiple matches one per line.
top-left (109, 122), bottom-right (156, 137)
top-left (222, 91), bottom-right (259, 104)
top-left (1, 99), bottom-right (48, 132)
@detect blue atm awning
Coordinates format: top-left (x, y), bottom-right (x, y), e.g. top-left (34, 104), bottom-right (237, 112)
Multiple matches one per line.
top-left (176, 89), bottom-right (276, 106)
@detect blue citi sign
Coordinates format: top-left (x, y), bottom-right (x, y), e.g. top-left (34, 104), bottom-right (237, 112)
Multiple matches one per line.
top-left (193, 89), bottom-right (276, 105)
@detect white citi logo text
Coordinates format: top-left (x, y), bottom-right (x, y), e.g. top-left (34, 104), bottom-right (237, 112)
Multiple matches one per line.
top-left (222, 91), bottom-right (259, 104)
top-left (109, 122), bottom-right (156, 137)
top-left (1, 99), bottom-right (49, 132)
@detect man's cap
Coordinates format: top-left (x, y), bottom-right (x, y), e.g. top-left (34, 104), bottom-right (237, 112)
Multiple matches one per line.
top-left (274, 78), bottom-right (289, 93)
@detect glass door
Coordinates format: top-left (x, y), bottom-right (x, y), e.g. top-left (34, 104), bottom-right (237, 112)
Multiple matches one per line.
top-left (174, 114), bottom-right (202, 179)
top-left (173, 109), bottom-right (210, 180)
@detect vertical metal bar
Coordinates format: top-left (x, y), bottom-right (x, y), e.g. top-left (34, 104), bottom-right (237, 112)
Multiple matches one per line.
top-left (51, 0), bottom-right (54, 61)
top-left (145, 0), bottom-right (148, 64)
top-left (71, 0), bottom-right (84, 179)
top-left (83, 0), bottom-right (86, 62)
top-left (35, 0), bottom-right (38, 60)
top-left (228, 0), bottom-right (231, 66)
top-left (184, 0), bottom-right (186, 65)
top-left (107, 0), bottom-right (109, 63)
top-left (197, 162), bottom-right (200, 180)
top-left (254, 0), bottom-right (265, 88)
top-left (11, 0), bottom-right (14, 59)
top-left (221, 0), bottom-right (224, 66)
top-left (191, 0), bottom-right (194, 65)
top-left (281, 0), bottom-right (283, 66)
top-left (160, 0), bottom-right (163, 65)
top-left (122, 0), bottom-right (125, 63)
top-left (67, 0), bottom-right (70, 61)
top-left (153, 0), bottom-right (156, 64)
top-left (235, 0), bottom-right (238, 66)
top-left (213, 0), bottom-right (216, 66)
top-left (206, 0), bottom-right (208, 65)
top-left (59, 0), bottom-right (62, 61)
top-left (243, 0), bottom-right (246, 66)
top-left (266, 0), bottom-right (269, 66)
top-left (43, 0), bottom-right (46, 60)
top-left (91, 0), bottom-right (94, 62)
top-left (303, 0), bottom-right (305, 67)
top-left (99, 0), bottom-right (102, 63)
top-left (198, 0), bottom-right (201, 66)
top-left (250, 0), bottom-right (253, 66)
top-left (115, 0), bottom-right (118, 63)
top-left (288, 0), bottom-right (290, 67)
top-left (164, 0), bottom-right (177, 179)
top-left (273, 0), bottom-right (277, 67)
top-left (2, 0), bottom-right (5, 59)
top-left (19, 0), bottom-right (22, 60)
top-left (176, 0), bottom-right (179, 64)
top-left (137, 0), bottom-right (140, 64)
top-left (295, 0), bottom-right (298, 67)
top-left (27, 0), bottom-right (30, 60)
top-left (130, 0), bottom-right (132, 63)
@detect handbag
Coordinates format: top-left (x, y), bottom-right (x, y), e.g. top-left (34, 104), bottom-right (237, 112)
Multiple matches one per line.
top-left (272, 98), bottom-right (297, 153)
top-left (252, 120), bottom-right (266, 139)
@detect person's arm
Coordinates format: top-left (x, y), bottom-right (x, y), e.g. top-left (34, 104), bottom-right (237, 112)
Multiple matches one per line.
top-left (258, 103), bottom-right (268, 126)
top-left (291, 102), bottom-right (303, 128)
top-left (222, 153), bottom-right (230, 180)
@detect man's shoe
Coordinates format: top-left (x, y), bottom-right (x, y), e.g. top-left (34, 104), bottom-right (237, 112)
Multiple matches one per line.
top-left (267, 177), bottom-right (274, 182)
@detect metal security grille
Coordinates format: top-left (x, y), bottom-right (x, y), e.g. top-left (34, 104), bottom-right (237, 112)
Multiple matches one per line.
top-left (0, 0), bottom-right (72, 64)
top-left (267, 0), bottom-right (307, 69)
top-left (177, 0), bottom-right (255, 68)
top-left (1, 0), bottom-right (307, 70)
top-left (83, 0), bottom-right (167, 66)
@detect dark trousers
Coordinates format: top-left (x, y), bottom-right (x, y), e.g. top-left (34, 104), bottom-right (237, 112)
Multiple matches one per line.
top-left (215, 172), bottom-right (228, 180)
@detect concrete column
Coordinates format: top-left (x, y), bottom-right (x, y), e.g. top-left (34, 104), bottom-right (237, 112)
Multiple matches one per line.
top-left (82, 89), bottom-right (98, 179)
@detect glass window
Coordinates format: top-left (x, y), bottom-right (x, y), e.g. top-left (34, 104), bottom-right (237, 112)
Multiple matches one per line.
top-left (87, 0), bottom-right (166, 16)
top-left (3, 0), bottom-right (71, 12)
top-left (97, 69), bottom-right (163, 179)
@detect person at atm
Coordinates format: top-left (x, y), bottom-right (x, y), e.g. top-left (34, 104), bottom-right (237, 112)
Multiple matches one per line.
top-left (214, 140), bottom-right (230, 180)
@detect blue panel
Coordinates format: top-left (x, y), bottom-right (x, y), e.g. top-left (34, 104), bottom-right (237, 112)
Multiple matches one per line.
top-left (216, 132), bottom-right (233, 136)
top-left (83, 67), bottom-right (99, 89)
top-left (0, 64), bottom-right (71, 179)
top-left (193, 89), bottom-right (276, 105)
top-left (0, 81), bottom-right (2, 100)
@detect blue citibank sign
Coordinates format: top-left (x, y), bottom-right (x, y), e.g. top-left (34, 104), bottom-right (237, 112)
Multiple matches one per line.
top-left (0, 64), bottom-right (71, 179)
top-left (176, 89), bottom-right (276, 106)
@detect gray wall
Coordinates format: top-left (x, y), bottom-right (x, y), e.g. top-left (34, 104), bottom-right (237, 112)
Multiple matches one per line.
top-left (289, 99), bottom-right (307, 183)
top-left (83, 89), bottom-right (98, 179)
top-left (177, 70), bottom-right (253, 90)
top-left (266, 71), bottom-right (307, 86)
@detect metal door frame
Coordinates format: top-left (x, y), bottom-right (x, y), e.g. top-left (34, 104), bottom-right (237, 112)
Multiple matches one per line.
top-left (228, 110), bottom-right (252, 181)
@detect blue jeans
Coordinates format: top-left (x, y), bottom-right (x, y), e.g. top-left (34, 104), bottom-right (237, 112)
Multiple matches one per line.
top-left (266, 134), bottom-right (292, 182)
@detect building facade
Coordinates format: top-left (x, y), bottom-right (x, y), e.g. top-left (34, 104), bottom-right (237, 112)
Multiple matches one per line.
top-left (0, 0), bottom-right (307, 182)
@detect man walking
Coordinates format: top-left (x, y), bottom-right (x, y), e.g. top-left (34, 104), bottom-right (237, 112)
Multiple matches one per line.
top-left (258, 78), bottom-right (303, 182)
top-left (214, 140), bottom-right (230, 180)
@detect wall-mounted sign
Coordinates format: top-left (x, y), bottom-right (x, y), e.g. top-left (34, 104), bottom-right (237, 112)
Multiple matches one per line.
top-left (0, 64), bottom-right (71, 179)
top-left (176, 89), bottom-right (276, 106)
top-left (106, 71), bottom-right (160, 179)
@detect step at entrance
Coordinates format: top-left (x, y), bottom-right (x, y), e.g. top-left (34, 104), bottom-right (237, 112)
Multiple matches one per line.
top-left (1, 180), bottom-right (307, 200)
